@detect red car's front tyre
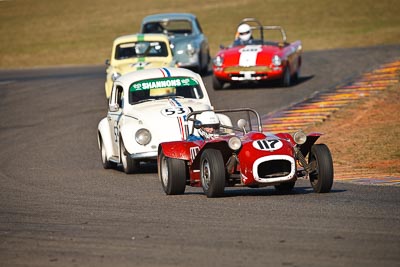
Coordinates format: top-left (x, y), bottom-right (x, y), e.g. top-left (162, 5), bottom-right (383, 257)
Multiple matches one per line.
top-left (309, 144), bottom-right (334, 193)
top-left (200, 149), bottom-right (225, 198)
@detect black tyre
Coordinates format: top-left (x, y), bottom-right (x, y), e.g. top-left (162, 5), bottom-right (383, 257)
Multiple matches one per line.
top-left (200, 149), bottom-right (225, 198)
top-left (293, 58), bottom-right (301, 83)
top-left (121, 140), bottom-right (139, 174)
top-left (281, 66), bottom-right (291, 87)
top-left (212, 75), bottom-right (224, 90)
top-left (309, 144), bottom-right (334, 193)
top-left (274, 181), bottom-right (295, 193)
top-left (100, 136), bottom-right (116, 169)
top-left (158, 150), bottom-right (186, 195)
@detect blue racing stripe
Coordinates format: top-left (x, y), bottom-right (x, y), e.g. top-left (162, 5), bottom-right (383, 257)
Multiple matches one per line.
top-left (162, 67), bottom-right (171, 77)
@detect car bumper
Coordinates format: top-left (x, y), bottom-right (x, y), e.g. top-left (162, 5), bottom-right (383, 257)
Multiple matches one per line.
top-left (213, 66), bottom-right (284, 81)
top-left (174, 52), bottom-right (200, 69)
top-left (129, 151), bottom-right (158, 160)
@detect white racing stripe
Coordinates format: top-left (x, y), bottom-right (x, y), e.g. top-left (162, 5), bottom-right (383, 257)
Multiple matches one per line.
top-left (239, 45), bottom-right (262, 67)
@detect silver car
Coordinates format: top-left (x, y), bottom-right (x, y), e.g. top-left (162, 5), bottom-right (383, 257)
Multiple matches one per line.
top-left (141, 13), bottom-right (210, 74)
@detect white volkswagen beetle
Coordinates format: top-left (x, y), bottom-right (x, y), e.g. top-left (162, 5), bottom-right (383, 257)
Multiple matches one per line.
top-left (97, 67), bottom-right (214, 173)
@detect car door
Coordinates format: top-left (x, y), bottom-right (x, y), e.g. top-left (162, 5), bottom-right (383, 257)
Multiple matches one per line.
top-left (107, 84), bottom-right (124, 158)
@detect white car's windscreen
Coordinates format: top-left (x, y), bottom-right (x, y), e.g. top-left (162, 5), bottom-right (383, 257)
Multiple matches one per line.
top-left (129, 77), bottom-right (204, 104)
top-left (115, 41), bottom-right (168, 59)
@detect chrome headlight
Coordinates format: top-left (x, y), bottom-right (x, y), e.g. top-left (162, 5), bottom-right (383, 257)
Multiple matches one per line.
top-left (228, 136), bottom-right (242, 151)
top-left (272, 55), bottom-right (282, 67)
top-left (213, 56), bottom-right (223, 67)
top-left (111, 72), bottom-right (121, 81)
top-left (135, 128), bottom-right (151, 145)
top-left (186, 43), bottom-right (196, 56)
top-left (293, 130), bottom-right (307, 145)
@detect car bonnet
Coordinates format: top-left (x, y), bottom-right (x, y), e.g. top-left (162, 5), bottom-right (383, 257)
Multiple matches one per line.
top-left (125, 98), bottom-right (212, 141)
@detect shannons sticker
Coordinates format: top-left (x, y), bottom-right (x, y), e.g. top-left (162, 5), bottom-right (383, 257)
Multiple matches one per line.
top-left (130, 77), bottom-right (199, 92)
top-left (253, 139), bottom-right (283, 151)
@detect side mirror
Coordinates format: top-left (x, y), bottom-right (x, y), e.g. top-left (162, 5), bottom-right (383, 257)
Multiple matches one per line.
top-left (105, 59), bottom-right (110, 66)
top-left (219, 44), bottom-right (225, 49)
top-left (237, 119), bottom-right (247, 133)
top-left (109, 103), bottom-right (120, 112)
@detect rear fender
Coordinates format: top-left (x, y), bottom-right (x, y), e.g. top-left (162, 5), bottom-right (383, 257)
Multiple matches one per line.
top-left (159, 141), bottom-right (193, 161)
top-left (299, 132), bottom-right (323, 157)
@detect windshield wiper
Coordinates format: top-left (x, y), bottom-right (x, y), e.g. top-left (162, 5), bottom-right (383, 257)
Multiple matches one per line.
top-left (157, 96), bottom-right (185, 100)
top-left (135, 98), bottom-right (156, 104)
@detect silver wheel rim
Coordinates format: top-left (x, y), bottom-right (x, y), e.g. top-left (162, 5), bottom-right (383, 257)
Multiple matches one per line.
top-left (161, 157), bottom-right (169, 187)
top-left (201, 159), bottom-right (210, 190)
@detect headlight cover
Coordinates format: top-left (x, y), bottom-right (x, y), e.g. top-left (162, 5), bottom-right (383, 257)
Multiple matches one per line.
top-left (111, 72), bottom-right (121, 81)
top-left (272, 55), bottom-right (282, 67)
top-left (228, 136), bottom-right (242, 151)
top-left (186, 43), bottom-right (196, 56)
top-left (293, 130), bottom-right (307, 145)
top-left (213, 56), bottom-right (224, 67)
top-left (135, 128), bottom-right (151, 145)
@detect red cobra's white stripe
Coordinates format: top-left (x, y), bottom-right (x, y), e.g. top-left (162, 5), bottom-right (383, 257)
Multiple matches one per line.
top-left (168, 98), bottom-right (187, 140)
top-left (239, 45), bottom-right (262, 67)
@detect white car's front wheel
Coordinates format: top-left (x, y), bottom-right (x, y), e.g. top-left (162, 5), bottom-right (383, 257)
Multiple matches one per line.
top-left (121, 140), bottom-right (139, 174)
top-left (100, 136), bottom-right (116, 169)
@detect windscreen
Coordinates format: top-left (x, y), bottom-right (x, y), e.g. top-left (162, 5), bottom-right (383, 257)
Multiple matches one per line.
top-left (143, 20), bottom-right (192, 35)
top-left (115, 41), bottom-right (168, 59)
top-left (129, 76), bottom-right (204, 104)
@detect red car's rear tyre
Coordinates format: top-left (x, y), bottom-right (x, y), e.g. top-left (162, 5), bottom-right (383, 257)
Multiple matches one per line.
top-left (158, 150), bottom-right (186, 195)
top-left (200, 149), bottom-right (225, 198)
top-left (309, 144), bottom-right (334, 193)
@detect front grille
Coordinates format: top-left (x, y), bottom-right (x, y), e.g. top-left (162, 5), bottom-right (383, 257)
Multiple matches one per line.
top-left (224, 66), bottom-right (271, 73)
top-left (257, 159), bottom-right (292, 179)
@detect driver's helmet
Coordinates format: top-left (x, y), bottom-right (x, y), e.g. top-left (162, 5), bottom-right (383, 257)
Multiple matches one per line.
top-left (237, 23), bottom-right (252, 42)
top-left (197, 111), bottom-right (220, 139)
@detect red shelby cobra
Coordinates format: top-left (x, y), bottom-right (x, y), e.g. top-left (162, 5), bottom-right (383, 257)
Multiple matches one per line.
top-left (158, 108), bottom-right (333, 198)
top-left (212, 18), bottom-right (302, 89)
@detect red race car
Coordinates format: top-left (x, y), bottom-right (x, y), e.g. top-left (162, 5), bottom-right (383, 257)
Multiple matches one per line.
top-left (212, 18), bottom-right (302, 89)
top-left (158, 108), bottom-right (333, 198)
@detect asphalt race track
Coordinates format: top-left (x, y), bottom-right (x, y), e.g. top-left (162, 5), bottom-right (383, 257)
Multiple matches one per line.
top-left (1, 45), bottom-right (400, 267)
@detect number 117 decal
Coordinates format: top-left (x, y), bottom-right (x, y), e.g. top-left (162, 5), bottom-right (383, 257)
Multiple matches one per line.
top-left (253, 139), bottom-right (283, 151)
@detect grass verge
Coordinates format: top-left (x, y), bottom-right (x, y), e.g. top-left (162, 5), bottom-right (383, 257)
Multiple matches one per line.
top-left (305, 83), bottom-right (400, 178)
top-left (1, 0), bottom-right (400, 68)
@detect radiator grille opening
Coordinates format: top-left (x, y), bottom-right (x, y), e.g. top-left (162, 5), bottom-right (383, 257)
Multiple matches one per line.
top-left (257, 159), bottom-right (292, 178)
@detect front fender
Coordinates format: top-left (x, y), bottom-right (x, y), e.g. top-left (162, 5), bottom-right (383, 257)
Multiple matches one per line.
top-left (192, 141), bottom-right (231, 170)
top-left (299, 132), bottom-right (323, 157)
top-left (98, 118), bottom-right (114, 160)
top-left (119, 117), bottom-right (140, 154)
